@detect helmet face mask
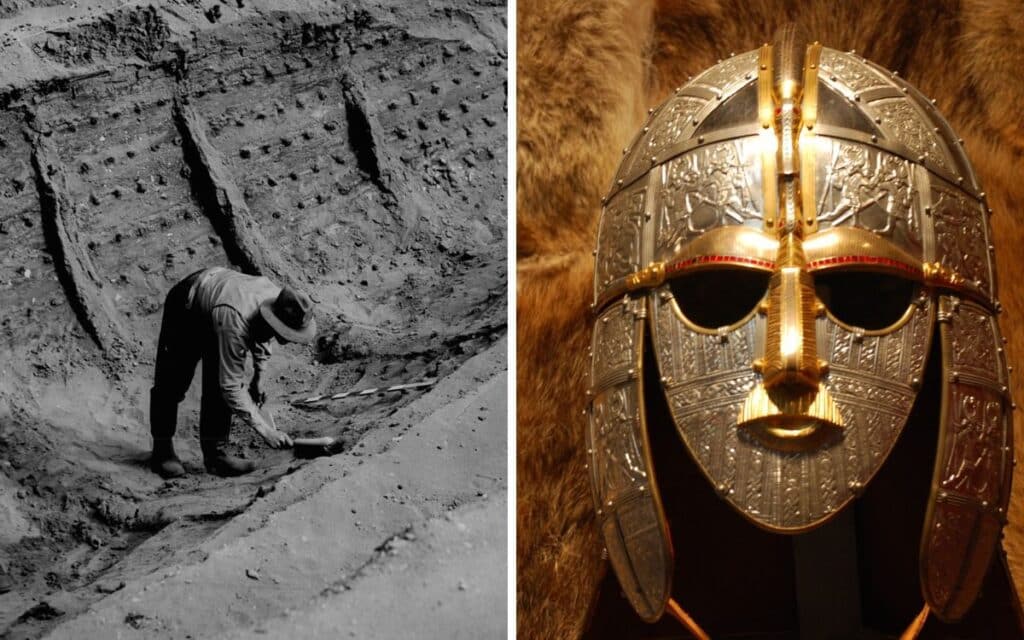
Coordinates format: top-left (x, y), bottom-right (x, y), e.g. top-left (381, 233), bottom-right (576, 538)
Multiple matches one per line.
top-left (588, 32), bottom-right (1012, 628)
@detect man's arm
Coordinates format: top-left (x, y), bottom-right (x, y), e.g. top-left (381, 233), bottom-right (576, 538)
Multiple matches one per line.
top-left (248, 340), bottom-right (272, 407)
top-left (212, 307), bottom-right (291, 448)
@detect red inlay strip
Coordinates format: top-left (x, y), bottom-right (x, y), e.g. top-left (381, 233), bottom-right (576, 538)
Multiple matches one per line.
top-left (666, 255), bottom-right (776, 275)
top-left (806, 255), bottom-right (922, 277)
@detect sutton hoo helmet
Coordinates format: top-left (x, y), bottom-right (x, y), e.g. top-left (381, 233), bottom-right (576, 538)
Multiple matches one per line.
top-left (587, 27), bottom-right (1014, 636)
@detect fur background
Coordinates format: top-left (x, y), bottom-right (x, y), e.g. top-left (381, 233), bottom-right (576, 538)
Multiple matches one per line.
top-left (516, 0), bottom-right (1024, 637)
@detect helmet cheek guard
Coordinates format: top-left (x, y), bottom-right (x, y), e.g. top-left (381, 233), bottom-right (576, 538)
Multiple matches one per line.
top-left (588, 28), bottom-right (1013, 631)
top-left (925, 295), bottom-right (1012, 619)
top-left (587, 295), bottom-right (671, 622)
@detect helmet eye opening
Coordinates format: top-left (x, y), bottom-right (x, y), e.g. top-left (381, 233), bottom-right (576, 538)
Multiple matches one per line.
top-left (669, 268), bottom-right (770, 331)
top-left (814, 271), bottom-right (917, 332)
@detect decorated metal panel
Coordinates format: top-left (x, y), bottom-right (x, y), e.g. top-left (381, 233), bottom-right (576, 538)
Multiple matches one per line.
top-left (587, 297), bottom-right (672, 622)
top-left (810, 137), bottom-right (923, 259)
top-left (649, 288), bottom-right (934, 530)
top-left (594, 177), bottom-right (649, 305)
top-left (818, 48), bottom-right (891, 93)
top-left (929, 178), bottom-right (995, 302)
top-left (817, 48), bottom-right (964, 186)
top-left (863, 98), bottom-right (953, 172)
top-left (617, 94), bottom-right (709, 182)
top-left (921, 296), bottom-right (1013, 621)
top-left (654, 138), bottom-right (765, 259)
top-left (613, 50), bottom-right (759, 194)
top-left (859, 56), bottom-right (981, 191)
top-left (689, 49), bottom-right (760, 96)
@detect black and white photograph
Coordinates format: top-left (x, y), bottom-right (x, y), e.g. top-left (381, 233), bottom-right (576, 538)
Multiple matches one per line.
top-left (0, 0), bottom-right (507, 637)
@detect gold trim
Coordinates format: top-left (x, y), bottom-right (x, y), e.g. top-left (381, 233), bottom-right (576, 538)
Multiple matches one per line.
top-left (666, 287), bottom-right (764, 336)
top-left (801, 43), bottom-right (821, 130)
top-left (900, 604), bottom-right (930, 640)
top-left (923, 261), bottom-right (966, 289)
top-left (664, 226), bottom-right (779, 273)
top-left (919, 295), bottom-right (955, 618)
top-left (803, 227), bottom-right (924, 338)
top-left (821, 298), bottom-right (921, 337)
top-left (737, 383), bottom-right (844, 453)
top-left (758, 45), bottom-right (778, 230)
top-left (600, 228), bottom-right (780, 314)
top-left (635, 300), bottom-right (675, 622)
top-left (626, 261), bottom-right (666, 291)
top-left (666, 598), bottom-right (710, 640)
top-left (758, 45), bottom-right (775, 129)
top-left (804, 227), bottom-right (922, 275)
top-left (800, 227), bottom-right (993, 310)
top-left (800, 43), bottom-right (822, 234)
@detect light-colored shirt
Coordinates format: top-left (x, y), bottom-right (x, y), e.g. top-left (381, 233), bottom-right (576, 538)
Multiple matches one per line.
top-left (188, 267), bottom-right (280, 430)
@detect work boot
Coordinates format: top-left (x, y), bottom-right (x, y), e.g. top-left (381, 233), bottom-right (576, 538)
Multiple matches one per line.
top-left (150, 438), bottom-right (185, 479)
top-left (203, 450), bottom-right (255, 477)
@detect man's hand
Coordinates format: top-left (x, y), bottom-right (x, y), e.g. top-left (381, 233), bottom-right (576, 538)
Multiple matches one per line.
top-left (254, 420), bottom-right (292, 448)
top-left (249, 376), bottom-right (266, 408)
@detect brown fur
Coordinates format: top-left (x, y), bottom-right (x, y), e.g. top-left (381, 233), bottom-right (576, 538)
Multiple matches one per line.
top-left (517, 1), bottom-right (1024, 638)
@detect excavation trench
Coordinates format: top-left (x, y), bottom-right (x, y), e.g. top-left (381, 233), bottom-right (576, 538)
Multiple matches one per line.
top-left (0, 1), bottom-right (506, 637)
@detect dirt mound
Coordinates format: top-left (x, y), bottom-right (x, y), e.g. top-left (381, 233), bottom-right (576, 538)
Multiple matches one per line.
top-left (0, 1), bottom-right (505, 637)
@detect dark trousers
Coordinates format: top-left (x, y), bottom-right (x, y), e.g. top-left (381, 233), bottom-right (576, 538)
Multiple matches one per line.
top-left (150, 270), bottom-right (233, 458)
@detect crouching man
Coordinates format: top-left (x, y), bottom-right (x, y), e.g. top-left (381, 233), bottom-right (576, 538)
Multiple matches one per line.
top-left (148, 266), bottom-right (317, 478)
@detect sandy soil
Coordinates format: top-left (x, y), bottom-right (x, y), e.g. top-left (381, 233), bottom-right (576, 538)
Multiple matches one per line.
top-left (0, 1), bottom-right (507, 638)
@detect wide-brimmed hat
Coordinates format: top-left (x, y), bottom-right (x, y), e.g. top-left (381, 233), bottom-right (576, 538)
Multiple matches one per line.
top-left (259, 286), bottom-right (317, 344)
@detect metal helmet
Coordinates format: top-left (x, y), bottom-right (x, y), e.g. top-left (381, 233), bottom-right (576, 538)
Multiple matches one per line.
top-left (587, 28), bottom-right (1012, 628)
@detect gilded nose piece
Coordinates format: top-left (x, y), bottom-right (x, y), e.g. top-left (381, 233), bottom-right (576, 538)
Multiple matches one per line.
top-left (760, 269), bottom-right (821, 393)
top-left (759, 232), bottom-right (822, 391)
top-left (738, 232), bottom-right (843, 451)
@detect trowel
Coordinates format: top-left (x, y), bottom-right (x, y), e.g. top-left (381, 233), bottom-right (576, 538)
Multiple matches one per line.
top-left (265, 409), bottom-right (339, 459)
